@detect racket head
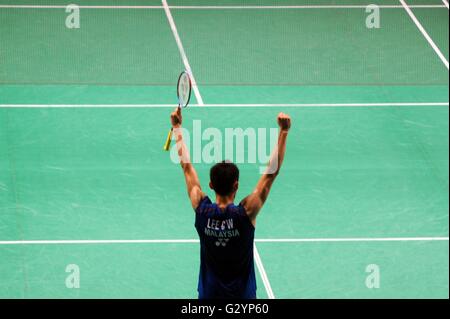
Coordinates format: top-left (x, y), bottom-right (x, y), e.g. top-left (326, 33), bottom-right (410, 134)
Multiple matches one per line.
top-left (177, 71), bottom-right (192, 108)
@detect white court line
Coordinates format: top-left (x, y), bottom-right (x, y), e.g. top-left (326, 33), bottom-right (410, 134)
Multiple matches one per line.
top-left (255, 237), bottom-right (450, 243)
top-left (0, 239), bottom-right (200, 245)
top-left (162, 0), bottom-right (204, 106)
top-left (0, 102), bottom-right (447, 108)
top-left (442, 0), bottom-right (449, 9)
top-left (254, 244), bottom-right (275, 299)
top-left (0, 237), bottom-right (448, 245)
top-left (0, 5), bottom-right (163, 9)
top-left (168, 5), bottom-right (445, 9)
top-left (0, 4), bottom-right (445, 9)
top-left (399, 0), bottom-right (449, 70)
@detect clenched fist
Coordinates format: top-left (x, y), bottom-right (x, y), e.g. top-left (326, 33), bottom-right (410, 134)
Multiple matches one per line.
top-left (277, 113), bottom-right (291, 132)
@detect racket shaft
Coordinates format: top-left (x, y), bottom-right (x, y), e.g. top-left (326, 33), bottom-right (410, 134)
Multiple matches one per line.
top-left (163, 128), bottom-right (173, 151)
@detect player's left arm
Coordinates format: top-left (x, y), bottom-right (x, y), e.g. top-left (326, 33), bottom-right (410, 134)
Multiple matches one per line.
top-left (170, 107), bottom-right (205, 209)
top-left (240, 113), bottom-right (291, 224)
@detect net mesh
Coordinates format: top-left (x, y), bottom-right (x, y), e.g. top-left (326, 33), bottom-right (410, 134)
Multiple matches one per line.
top-left (0, 0), bottom-right (447, 88)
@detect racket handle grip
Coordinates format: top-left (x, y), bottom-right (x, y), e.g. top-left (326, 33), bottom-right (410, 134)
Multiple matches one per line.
top-left (163, 128), bottom-right (173, 151)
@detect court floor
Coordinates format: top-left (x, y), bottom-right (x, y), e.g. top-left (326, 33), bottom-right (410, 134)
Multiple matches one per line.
top-left (0, 0), bottom-right (448, 298)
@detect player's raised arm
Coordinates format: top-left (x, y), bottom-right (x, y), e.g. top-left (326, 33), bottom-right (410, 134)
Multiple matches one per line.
top-left (241, 113), bottom-right (291, 225)
top-left (170, 107), bottom-right (205, 209)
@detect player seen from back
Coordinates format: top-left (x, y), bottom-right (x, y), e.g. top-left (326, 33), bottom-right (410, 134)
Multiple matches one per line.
top-left (169, 107), bottom-right (291, 299)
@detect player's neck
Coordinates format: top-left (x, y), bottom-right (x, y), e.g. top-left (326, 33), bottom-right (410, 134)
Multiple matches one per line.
top-left (215, 194), bottom-right (235, 209)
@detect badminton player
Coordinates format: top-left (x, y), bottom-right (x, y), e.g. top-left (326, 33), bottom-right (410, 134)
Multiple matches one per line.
top-left (170, 107), bottom-right (291, 299)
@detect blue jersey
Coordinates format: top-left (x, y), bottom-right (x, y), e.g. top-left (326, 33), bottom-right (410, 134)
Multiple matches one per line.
top-left (195, 196), bottom-right (256, 299)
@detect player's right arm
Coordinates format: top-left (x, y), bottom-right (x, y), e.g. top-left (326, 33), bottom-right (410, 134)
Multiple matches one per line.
top-left (171, 107), bottom-right (205, 210)
top-left (241, 113), bottom-right (291, 225)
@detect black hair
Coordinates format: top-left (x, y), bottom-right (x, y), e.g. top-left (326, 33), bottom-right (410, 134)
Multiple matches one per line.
top-left (210, 160), bottom-right (240, 196)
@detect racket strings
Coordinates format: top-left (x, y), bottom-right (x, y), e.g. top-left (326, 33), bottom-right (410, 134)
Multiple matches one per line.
top-left (178, 73), bottom-right (191, 107)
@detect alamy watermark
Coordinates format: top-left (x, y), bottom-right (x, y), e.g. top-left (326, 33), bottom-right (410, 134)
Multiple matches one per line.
top-left (365, 4), bottom-right (380, 29)
top-left (65, 264), bottom-right (80, 289)
top-left (170, 120), bottom-right (280, 174)
top-left (65, 4), bottom-right (80, 29)
top-left (365, 264), bottom-right (380, 289)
